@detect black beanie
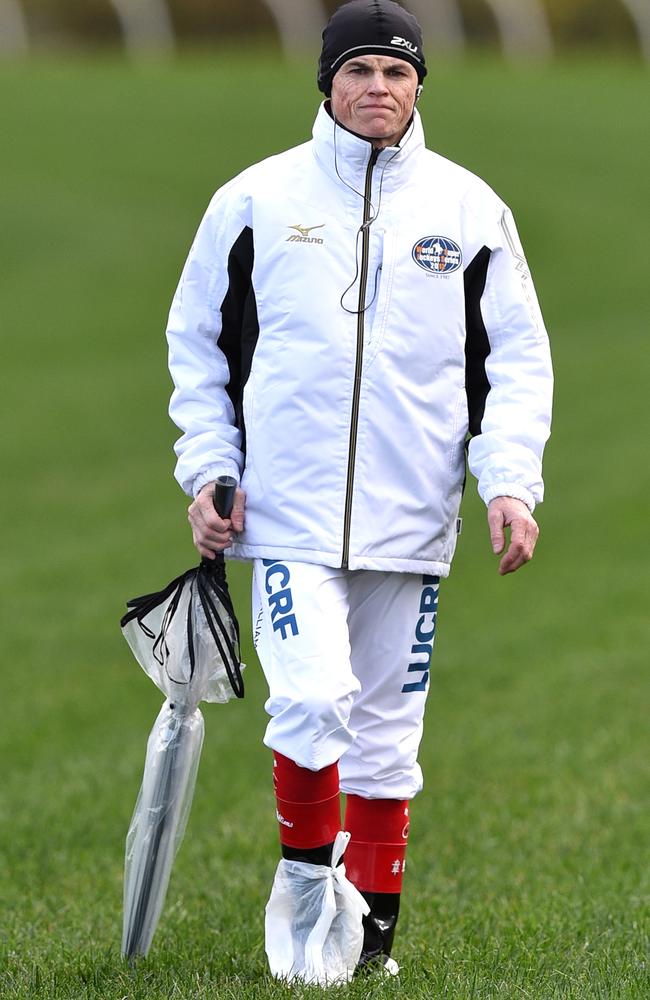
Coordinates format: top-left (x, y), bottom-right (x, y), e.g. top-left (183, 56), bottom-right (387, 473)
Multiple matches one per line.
top-left (318, 0), bottom-right (427, 97)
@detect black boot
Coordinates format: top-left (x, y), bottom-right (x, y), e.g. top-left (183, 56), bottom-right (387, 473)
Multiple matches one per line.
top-left (356, 891), bottom-right (400, 973)
top-left (281, 842), bottom-right (335, 866)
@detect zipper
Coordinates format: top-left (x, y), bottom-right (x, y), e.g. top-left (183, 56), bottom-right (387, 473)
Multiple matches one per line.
top-left (342, 147), bottom-right (380, 570)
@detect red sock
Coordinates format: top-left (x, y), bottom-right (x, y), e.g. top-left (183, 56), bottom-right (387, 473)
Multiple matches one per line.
top-left (273, 752), bottom-right (341, 849)
top-left (344, 795), bottom-right (410, 893)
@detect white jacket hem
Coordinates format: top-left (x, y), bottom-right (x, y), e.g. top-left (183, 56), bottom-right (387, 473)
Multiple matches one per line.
top-left (227, 543), bottom-right (450, 578)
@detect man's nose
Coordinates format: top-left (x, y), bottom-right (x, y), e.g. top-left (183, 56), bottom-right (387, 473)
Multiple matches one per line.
top-left (367, 72), bottom-right (389, 93)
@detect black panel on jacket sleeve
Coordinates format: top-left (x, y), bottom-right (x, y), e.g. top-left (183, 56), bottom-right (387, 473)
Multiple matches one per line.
top-left (464, 245), bottom-right (492, 438)
top-left (218, 226), bottom-right (259, 455)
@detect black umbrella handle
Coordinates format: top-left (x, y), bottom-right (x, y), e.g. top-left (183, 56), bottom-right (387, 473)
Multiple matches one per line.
top-left (203, 475), bottom-right (237, 570)
top-left (213, 475), bottom-right (237, 519)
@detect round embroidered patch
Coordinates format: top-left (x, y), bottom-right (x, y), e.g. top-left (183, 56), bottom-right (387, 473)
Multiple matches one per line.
top-left (412, 236), bottom-right (462, 275)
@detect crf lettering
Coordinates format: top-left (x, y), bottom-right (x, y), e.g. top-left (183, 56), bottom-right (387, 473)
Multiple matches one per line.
top-left (264, 560), bottom-right (290, 594)
top-left (402, 574), bottom-right (439, 693)
top-left (262, 559), bottom-right (300, 640)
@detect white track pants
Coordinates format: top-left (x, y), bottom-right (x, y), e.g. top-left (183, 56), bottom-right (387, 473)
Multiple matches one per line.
top-left (252, 560), bottom-right (440, 800)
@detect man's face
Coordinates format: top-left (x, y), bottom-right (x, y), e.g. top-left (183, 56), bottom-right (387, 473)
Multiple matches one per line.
top-left (330, 54), bottom-right (419, 149)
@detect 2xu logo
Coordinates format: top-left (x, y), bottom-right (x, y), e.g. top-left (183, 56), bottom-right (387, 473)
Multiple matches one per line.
top-left (412, 236), bottom-right (462, 275)
top-left (391, 35), bottom-right (418, 54)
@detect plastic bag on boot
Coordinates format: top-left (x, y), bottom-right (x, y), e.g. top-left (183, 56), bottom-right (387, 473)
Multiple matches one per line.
top-left (265, 830), bottom-right (370, 985)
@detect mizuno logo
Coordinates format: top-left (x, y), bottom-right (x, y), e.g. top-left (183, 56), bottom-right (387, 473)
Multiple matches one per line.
top-left (391, 35), bottom-right (418, 53)
top-left (289, 224), bottom-right (324, 238)
top-left (287, 224), bottom-right (325, 244)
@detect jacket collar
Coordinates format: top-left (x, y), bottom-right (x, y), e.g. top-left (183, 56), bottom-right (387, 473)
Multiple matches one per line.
top-left (311, 101), bottom-right (426, 193)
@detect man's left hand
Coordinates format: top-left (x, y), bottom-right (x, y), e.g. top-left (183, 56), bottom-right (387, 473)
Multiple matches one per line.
top-left (487, 497), bottom-right (539, 576)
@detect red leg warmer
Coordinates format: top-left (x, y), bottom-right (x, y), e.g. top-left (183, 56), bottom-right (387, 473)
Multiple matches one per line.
top-left (273, 752), bottom-right (341, 849)
top-left (344, 795), bottom-right (410, 893)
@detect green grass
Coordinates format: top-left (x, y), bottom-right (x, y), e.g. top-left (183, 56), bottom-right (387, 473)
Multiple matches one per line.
top-left (0, 52), bottom-right (648, 998)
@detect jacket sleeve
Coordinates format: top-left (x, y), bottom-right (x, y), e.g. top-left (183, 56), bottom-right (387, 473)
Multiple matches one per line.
top-left (466, 202), bottom-right (553, 511)
top-left (166, 181), bottom-right (252, 498)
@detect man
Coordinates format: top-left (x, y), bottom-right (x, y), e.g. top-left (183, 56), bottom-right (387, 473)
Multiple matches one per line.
top-left (166, 0), bottom-right (553, 984)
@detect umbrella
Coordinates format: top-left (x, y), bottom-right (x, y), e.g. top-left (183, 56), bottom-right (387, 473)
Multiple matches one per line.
top-left (121, 476), bottom-right (243, 959)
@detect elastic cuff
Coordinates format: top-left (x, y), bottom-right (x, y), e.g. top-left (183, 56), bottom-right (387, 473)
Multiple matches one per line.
top-left (344, 796), bottom-right (409, 842)
top-left (273, 752), bottom-right (340, 801)
top-left (192, 465), bottom-right (240, 499)
top-left (481, 483), bottom-right (537, 512)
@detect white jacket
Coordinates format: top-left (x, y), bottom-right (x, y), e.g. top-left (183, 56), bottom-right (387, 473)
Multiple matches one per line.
top-left (167, 105), bottom-right (553, 576)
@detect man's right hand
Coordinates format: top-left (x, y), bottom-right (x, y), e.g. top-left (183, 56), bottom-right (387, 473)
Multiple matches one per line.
top-left (188, 483), bottom-right (246, 558)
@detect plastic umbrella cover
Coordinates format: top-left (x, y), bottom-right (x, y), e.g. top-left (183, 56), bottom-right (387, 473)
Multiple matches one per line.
top-left (122, 701), bottom-right (204, 957)
top-left (121, 559), bottom-right (244, 957)
top-left (121, 558), bottom-right (244, 706)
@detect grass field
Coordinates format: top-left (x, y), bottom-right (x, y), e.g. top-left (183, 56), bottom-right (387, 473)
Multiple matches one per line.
top-left (0, 52), bottom-right (648, 998)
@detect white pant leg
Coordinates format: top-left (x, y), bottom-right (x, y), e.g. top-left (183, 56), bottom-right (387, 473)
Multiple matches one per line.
top-left (252, 559), bottom-right (361, 771)
top-left (338, 571), bottom-right (440, 800)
